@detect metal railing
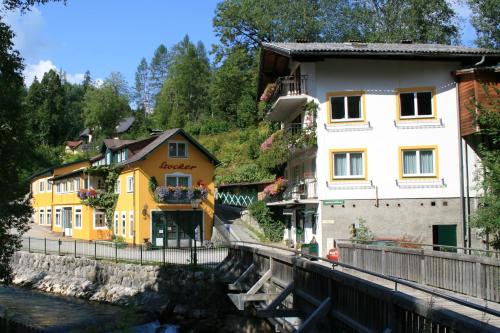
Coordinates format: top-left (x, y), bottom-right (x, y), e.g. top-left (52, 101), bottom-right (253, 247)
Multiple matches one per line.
top-left (282, 178), bottom-right (317, 200)
top-left (265, 75), bottom-right (308, 113)
top-left (229, 240), bottom-right (500, 318)
top-left (21, 236), bottom-right (228, 269)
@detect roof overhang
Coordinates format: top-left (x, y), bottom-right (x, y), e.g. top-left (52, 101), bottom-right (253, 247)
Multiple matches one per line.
top-left (52, 168), bottom-right (86, 181)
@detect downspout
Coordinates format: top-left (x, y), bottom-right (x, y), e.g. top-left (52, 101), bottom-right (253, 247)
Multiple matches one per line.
top-left (474, 55), bottom-right (486, 66)
top-left (133, 168), bottom-right (137, 246)
top-left (455, 81), bottom-right (468, 250)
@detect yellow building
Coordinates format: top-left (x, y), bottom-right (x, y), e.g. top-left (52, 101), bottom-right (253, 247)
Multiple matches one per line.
top-left (30, 129), bottom-right (219, 245)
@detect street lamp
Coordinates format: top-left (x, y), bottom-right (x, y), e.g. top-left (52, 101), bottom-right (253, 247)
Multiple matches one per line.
top-left (190, 199), bottom-right (201, 265)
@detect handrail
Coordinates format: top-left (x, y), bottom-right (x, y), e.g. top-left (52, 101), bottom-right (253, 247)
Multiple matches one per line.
top-left (336, 238), bottom-right (500, 257)
top-left (229, 240), bottom-right (500, 318)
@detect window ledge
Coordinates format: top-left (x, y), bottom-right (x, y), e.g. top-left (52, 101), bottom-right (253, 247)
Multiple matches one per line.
top-left (324, 122), bottom-right (372, 132)
top-left (326, 180), bottom-right (374, 190)
top-left (396, 178), bottom-right (446, 189)
top-left (394, 118), bottom-right (443, 129)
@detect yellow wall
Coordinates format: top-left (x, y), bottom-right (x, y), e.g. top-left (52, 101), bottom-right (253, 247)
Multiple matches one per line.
top-left (29, 134), bottom-right (216, 244)
top-left (117, 134), bottom-right (215, 244)
top-left (31, 175), bottom-right (53, 226)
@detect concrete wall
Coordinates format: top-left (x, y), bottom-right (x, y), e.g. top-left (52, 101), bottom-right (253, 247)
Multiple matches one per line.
top-left (319, 198), bottom-right (462, 254)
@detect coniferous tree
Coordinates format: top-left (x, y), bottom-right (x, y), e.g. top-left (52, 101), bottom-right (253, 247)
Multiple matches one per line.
top-left (149, 44), bottom-right (170, 99)
top-left (134, 58), bottom-right (152, 111)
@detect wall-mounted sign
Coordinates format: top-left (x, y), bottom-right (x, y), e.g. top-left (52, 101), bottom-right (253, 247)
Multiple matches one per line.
top-left (159, 162), bottom-right (197, 170)
top-left (323, 200), bottom-right (344, 205)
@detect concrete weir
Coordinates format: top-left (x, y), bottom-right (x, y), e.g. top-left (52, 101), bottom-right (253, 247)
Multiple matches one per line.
top-left (217, 243), bottom-right (499, 333)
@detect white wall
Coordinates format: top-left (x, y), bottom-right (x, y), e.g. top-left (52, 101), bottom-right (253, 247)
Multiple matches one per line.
top-left (312, 59), bottom-right (463, 200)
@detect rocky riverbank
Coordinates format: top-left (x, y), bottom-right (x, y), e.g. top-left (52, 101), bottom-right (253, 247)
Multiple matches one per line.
top-left (10, 251), bottom-right (273, 333)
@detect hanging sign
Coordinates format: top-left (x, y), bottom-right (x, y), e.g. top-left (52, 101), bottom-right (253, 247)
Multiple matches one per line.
top-left (159, 162), bottom-right (197, 170)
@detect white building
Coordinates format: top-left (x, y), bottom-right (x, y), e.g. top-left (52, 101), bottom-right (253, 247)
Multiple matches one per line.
top-left (258, 42), bottom-right (500, 255)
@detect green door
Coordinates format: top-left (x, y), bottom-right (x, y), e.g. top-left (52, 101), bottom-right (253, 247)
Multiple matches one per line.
top-left (152, 211), bottom-right (203, 248)
top-left (433, 225), bottom-right (457, 251)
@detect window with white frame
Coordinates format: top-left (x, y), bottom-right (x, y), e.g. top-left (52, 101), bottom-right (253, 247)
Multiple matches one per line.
top-left (332, 151), bottom-right (365, 179)
top-left (115, 179), bottom-right (121, 193)
top-left (62, 180), bottom-right (67, 193)
top-left (168, 142), bottom-right (187, 158)
top-left (39, 208), bottom-right (44, 225)
top-left (39, 180), bottom-right (44, 192)
top-left (126, 176), bottom-right (134, 192)
top-left (165, 174), bottom-right (190, 187)
top-left (69, 178), bottom-right (74, 192)
top-left (330, 94), bottom-right (363, 122)
top-left (46, 208), bottom-right (52, 226)
top-left (114, 212), bottom-right (119, 235)
top-left (75, 178), bottom-right (80, 191)
top-left (129, 211), bottom-right (134, 237)
top-left (399, 90), bottom-right (433, 118)
top-left (55, 208), bottom-right (61, 226)
top-left (47, 180), bottom-right (52, 192)
top-left (94, 210), bottom-right (107, 229)
top-left (56, 181), bottom-right (61, 194)
top-left (121, 212), bottom-right (126, 235)
top-left (75, 207), bottom-right (82, 228)
top-left (401, 148), bottom-right (436, 177)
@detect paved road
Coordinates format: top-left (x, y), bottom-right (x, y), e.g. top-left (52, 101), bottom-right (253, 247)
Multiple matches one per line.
top-left (215, 204), bottom-right (260, 243)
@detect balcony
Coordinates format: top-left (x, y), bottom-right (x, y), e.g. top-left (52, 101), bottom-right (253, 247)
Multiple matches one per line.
top-left (262, 75), bottom-right (309, 121)
top-left (284, 123), bottom-right (317, 151)
top-left (266, 177), bottom-right (317, 205)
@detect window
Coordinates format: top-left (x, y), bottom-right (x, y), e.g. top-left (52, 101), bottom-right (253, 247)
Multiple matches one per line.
top-left (55, 209), bottom-right (61, 226)
top-left (47, 180), bottom-right (52, 192)
top-left (62, 180), bottom-right (67, 193)
top-left (115, 179), bottom-right (121, 193)
top-left (400, 147), bottom-right (437, 178)
top-left (397, 88), bottom-right (435, 119)
top-left (56, 181), bottom-right (61, 194)
top-left (129, 212), bottom-right (134, 237)
top-left (127, 176), bottom-right (134, 192)
top-left (69, 178), bottom-right (74, 192)
top-left (165, 174), bottom-right (190, 187)
top-left (75, 178), bottom-right (80, 191)
top-left (94, 210), bottom-right (107, 229)
top-left (39, 208), bottom-right (44, 225)
top-left (39, 180), bottom-right (44, 192)
top-left (168, 142), bottom-right (187, 158)
top-left (75, 207), bottom-right (82, 229)
top-left (84, 177), bottom-right (89, 189)
top-left (330, 150), bottom-right (366, 180)
top-left (114, 212), bottom-right (119, 235)
top-left (46, 208), bottom-right (52, 226)
top-left (327, 91), bottom-right (364, 124)
top-left (121, 212), bottom-right (126, 235)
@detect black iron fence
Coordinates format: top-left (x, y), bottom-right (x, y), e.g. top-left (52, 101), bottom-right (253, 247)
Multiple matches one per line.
top-left (21, 236), bottom-right (228, 269)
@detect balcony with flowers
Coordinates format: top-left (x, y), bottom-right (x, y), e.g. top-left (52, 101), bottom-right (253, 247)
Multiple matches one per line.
top-left (263, 178), bottom-right (288, 203)
top-left (260, 75), bottom-right (309, 121)
top-left (154, 185), bottom-right (208, 205)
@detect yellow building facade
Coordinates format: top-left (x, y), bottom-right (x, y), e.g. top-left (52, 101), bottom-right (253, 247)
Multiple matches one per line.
top-left (30, 129), bottom-right (218, 245)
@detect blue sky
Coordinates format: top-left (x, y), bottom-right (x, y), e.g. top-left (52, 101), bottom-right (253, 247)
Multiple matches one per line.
top-left (3, 0), bottom-right (477, 87)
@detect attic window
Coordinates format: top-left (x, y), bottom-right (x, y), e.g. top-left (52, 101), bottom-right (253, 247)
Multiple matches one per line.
top-left (168, 142), bottom-right (187, 158)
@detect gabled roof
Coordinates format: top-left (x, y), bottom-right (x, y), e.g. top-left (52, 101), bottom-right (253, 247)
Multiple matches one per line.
top-left (30, 158), bottom-right (91, 180)
top-left (117, 128), bottom-right (220, 167)
top-left (262, 42), bottom-right (500, 59)
top-left (103, 138), bottom-right (138, 151)
top-left (66, 140), bottom-right (83, 150)
top-left (115, 116), bottom-right (135, 134)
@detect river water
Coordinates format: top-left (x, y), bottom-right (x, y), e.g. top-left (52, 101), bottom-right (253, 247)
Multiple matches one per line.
top-left (0, 285), bottom-right (166, 333)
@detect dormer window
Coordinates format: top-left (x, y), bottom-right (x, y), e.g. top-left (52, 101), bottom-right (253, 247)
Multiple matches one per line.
top-left (168, 142), bottom-right (187, 158)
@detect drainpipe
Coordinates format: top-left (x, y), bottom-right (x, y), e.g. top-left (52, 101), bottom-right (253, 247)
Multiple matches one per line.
top-left (455, 81), bottom-right (468, 250)
top-left (133, 168), bottom-right (137, 246)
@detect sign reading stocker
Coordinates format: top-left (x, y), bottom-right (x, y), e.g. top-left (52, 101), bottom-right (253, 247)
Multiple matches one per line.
top-left (159, 162), bottom-right (197, 170)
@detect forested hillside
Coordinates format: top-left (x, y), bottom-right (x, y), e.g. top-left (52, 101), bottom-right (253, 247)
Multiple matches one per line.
top-left (12, 0), bottom-right (499, 186)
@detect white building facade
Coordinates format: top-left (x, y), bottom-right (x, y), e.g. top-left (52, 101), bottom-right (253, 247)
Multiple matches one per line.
top-left (259, 42), bottom-right (499, 255)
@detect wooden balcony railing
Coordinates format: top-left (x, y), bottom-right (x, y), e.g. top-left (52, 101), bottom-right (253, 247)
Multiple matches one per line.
top-left (264, 75), bottom-right (308, 113)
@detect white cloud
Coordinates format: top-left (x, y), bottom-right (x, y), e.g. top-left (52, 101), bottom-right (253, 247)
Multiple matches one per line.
top-left (3, 8), bottom-right (48, 61)
top-left (65, 73), bottom-right (85, 84)
top-left (23, 59), bottom-right (56, 85)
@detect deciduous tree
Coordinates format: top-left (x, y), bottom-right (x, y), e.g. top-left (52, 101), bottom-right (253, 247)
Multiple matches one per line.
top-left (467, 0), bottom-right (499, 49)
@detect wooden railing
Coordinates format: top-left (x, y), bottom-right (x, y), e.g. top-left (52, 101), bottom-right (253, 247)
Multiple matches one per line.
top-left (222, 242), bottom-right (500, 333)
top-left (337, 242), bottom-right (500, 302)
top-left (265, 75), bottom-right (308, 113)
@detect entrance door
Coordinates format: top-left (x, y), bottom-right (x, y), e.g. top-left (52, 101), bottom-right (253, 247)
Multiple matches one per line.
top-left (432, 225), bottom-right (457, 251)
top-left (62, 208), bottom-right (72, 237)
top-left (152, 211), bottom-right (203, 247)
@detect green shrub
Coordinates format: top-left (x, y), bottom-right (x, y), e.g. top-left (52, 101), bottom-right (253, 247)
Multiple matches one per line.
top-left (248, 201), bottom-right (285, 242)
top-left (199, 118), bottom-right (229, 135)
